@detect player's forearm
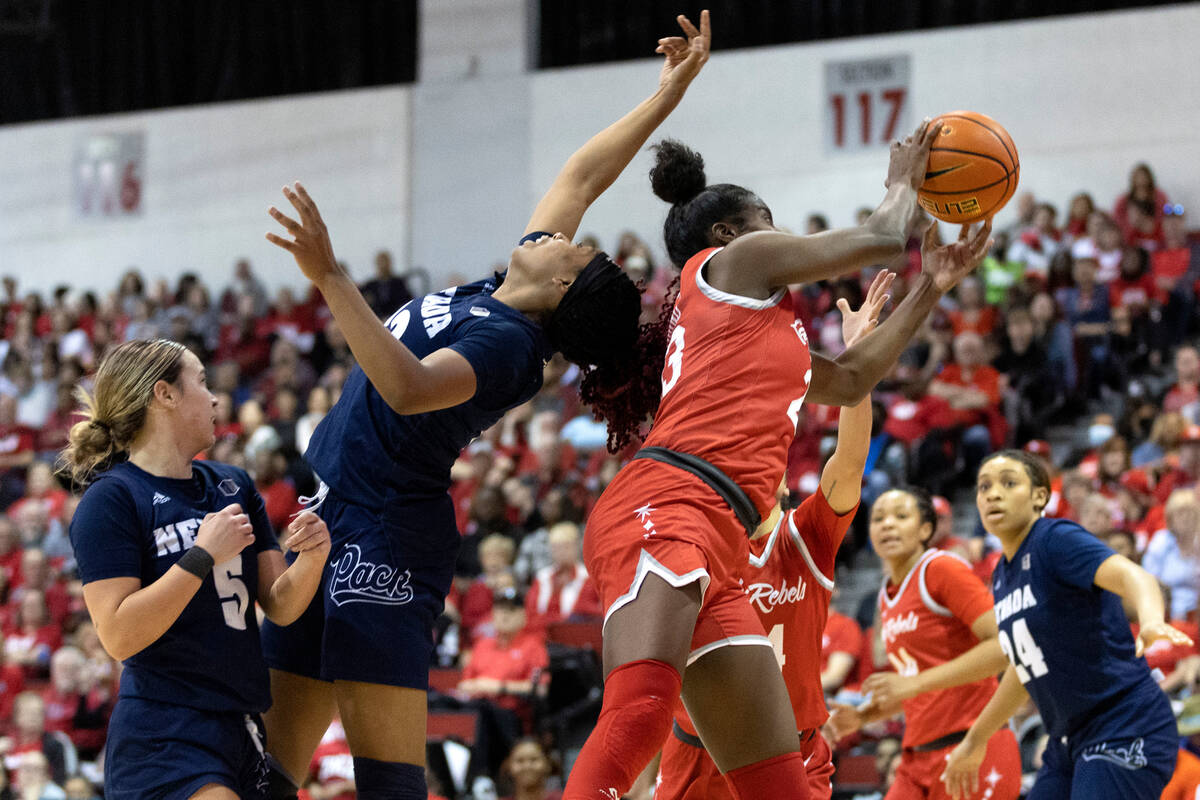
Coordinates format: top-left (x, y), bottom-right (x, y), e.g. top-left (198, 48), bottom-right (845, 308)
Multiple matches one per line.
top-left (820, 653), bottom-right (856, 691)
top-left (865, 183), bottom-right (919, 247)
top-left (961, 665), bottom-right (1027, 751)
top-left (260, 549), bottom-right (328, 626)
top-left (831, 396), bottom-right (874, 472)
top-left (560, 84), bottom-right (691, 204)
top-left (314, 272), bottom-right (429, 413)
top-left (1124, 563), bottom-right (1168, 629)
top-left (911, 639), bottom-right (1008, 695)
top-left (857, 696), bottom-right (904, 725)
top-left (830, 274), bottom-right (943, 402)
top-left (94, 572), bottom-right (204, 661)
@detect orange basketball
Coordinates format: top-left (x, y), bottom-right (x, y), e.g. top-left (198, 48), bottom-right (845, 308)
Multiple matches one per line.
top-left (917, 111), bottom-right (1019, 224)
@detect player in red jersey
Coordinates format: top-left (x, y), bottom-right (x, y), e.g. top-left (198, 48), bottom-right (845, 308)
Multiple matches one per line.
top-left (655, 275), bottom-right (888, 800)
top-left (828, 487), bottom-right (1020, 800)
top-left (563, 124), bottom-right (995, 799)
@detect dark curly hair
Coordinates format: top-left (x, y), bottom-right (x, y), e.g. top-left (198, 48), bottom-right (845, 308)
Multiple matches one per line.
top-left (543, 254), bottom-right (677, 453)
top-left (650, 138), bottom-right (760, 268)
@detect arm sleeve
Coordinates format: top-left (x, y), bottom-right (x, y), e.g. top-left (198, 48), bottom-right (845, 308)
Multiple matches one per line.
top-left (1039, 518), bottom-right (1120, 590)
top-left (69, 479), bottom-right (144, 585)
top-left (448, 318), bottom-right (542, 411)
top-left (924, 554), bottom-right (994, 625)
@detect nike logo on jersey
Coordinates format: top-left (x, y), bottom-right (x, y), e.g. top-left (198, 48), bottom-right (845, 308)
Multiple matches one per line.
top-left (924, 164), bottom-right (967, 180)
top-left (745, 577), bottom-right (808, 614)
top-left (328, 544), bottom-right (414, 607)
top-left (881, 610), bottom-right (919, 644)
top-left (152, 492), bottom-right (171, 505)
top-left (153, 518), bottom-right (203, 556)
top-left (1080, 738), bottom-right (1147, 770)
top-left (994, 585), bottom-right (1038, 624)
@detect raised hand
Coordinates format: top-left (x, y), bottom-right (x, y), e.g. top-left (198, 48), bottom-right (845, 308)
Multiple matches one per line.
top-left (194, 504), bottom-right (255, 565)
top-left (656, 10), bottom-right (711, 95)
top-left (266, 182), bottom-right (346, 288)
top-left (886, 118), bottom-right (941, 192)
top-left (920, 218), bottom-right (994, 293)
top-left (838, 270), bottom-right (895, 347)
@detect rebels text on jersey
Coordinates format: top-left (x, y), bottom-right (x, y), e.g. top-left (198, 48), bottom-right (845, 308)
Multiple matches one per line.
top-left (991, 517), bottom-right (1160, 738)
top-left (69, 460), bottom-right (279, 713)
top-left (306, 269), bottom-right (551, 511)
top-left (642, 247), bottom-right (812, 521)
top-left (877, 549), bottom-right (996, 748)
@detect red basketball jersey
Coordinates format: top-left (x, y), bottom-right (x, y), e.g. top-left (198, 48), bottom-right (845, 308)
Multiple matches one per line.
top-left (643, 247), bottom-right (812, 519)
top-left (672, 492), bottom-right (856, 741)
top-left (877, 549), bottom-right (997, 748)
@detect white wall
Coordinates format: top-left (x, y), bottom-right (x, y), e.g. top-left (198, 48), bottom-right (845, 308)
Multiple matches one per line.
top-left (0, 86), bottom-right (410, 296)
top-left (530, 5), bottom-right (1200, 265)
top-left (1, 4), bottom-right (1198, 296)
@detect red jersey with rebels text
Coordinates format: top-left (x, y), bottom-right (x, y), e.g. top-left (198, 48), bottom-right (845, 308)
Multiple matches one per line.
top-left (877, 549), bottom-right (996, 748)
top-left (642, 247), bottom-right (812, 521)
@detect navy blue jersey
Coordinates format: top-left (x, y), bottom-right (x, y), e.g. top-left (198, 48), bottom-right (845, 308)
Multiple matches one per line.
top-left (306, 270), bottom-right (551, 509)
top-left (70, 460), bottom-right (279, 713)
top-left (991, 517), bottom-right (1159, 738)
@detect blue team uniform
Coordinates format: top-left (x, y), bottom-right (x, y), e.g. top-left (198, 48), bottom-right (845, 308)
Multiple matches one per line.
top-left (991, 516), bottom-right (1176, 799)
top-left (262, 254), bottom-right (552, 689)
top-left (70, 460), bottom-right (280, 800)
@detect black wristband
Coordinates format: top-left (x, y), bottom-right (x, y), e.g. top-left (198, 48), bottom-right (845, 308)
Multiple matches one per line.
top-left (177, 546), bottom-right (215, 579)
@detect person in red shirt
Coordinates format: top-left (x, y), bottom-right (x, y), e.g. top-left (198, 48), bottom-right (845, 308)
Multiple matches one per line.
top-left (0, 632), bottom-right (25, 721)
top-left (1108, 248), bottom-right (1157, 314)
top-left (947, 277), bottom-right (997, 338)
top-left (928, 332), bottom-right (1007, 477)
top-left (0, 394), bottom-right (36, 507)
top-left (253, 448), bottom-right (300, 533)
top-left (3, 590), bottom-right (62, 680)
top-left (524, 522), bottom-right (600, 634)
top-left (1164, 345), bottom-right (1200, 415)
top-left (1154, 425), bottom-right (1200, 504)
top-left (829, 487), bottom-right (1020, 800)
top-left (7, 461), bottom-right (70, 527)
top-left (657, 299), bottom-right (878, 800)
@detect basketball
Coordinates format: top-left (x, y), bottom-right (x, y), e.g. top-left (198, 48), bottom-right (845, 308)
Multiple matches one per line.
top-left (917, 111), bottom-right (1020, 224)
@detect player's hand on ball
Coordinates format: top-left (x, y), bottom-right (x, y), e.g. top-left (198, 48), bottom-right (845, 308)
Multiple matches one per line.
top-left (920, 218), bottom-right (994, 293)
top-left (941, 739), bottom-right (985, 799)
top-left (266, 182), bottom-right (346, 288)
top-left (284, 510), bottom-right (332, 557)
top-left (1136, 620), bottom-right (1194, 658)
top-left (838, 269), bottom-right (894, 347)
top-left (886, 118), bottom-right (941, 191)
top-left (195, 504), bottom-right (255, 564)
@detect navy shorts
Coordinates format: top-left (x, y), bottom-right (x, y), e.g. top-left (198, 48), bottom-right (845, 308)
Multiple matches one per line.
top-left (104, 697), bottom-right (268, 800)
top-left (1028, 689), bottom-right (1178, 800)
top-left (261, 490), bottom-right (459, 690)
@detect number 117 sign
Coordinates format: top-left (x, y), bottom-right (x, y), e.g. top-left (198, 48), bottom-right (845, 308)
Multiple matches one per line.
top-left (823, 54), bottom-right (911, 154)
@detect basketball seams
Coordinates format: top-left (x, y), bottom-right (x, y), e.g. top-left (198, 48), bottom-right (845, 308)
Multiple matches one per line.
top-left (918, 172), bottom-right (1013, 196)
top-left (941, 113), bottom-right (1018, 172)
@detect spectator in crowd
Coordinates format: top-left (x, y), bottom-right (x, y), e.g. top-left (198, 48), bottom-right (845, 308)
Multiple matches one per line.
top-left (1143, 489), bottom-right (1200, 622)
top-left (227, 258), bottom-right (269, 318)
top-left (1063, 192), bottom-right (1096, 242)
top-left (1, 693), bottom-right (68, 786)
top-left (15, 750), bottom-right (65, 800)
top-left (1028, 291), bottom-right (1078, 396)
top-left (296, 385), bottom-right (332, 455)
top-left (0, 395), bottom-right (37, 507)
top-left (1005, 202), bottom-right (1062, 277)
top-left (928, 331), bottom-right (1006, 480)
top-left (1078, 492), bottom-right (1117, 542)
top-left (993, 306), bottom-right (1061, 443)
top-left (1114, 162), bottom-right (1169, 236)
top-left (359, 250), bottom-right (413, 320)
top-left (1165, 344), bottom-right (1200, 417)
top-left (4, 592), bottom-right (61, 681)
top-left (513, 488), bottom-right (577, 586)
top-left (455, 534), bottom-right (519, 643)
top-left (499, 738), bottom-right (561, 800)
top-left (253, 448), bottom-right (300, 532)
top-left (1134, 411), bottom-right (1187, 468)
top-left (947, 276), bottom-right (996, 337)
top-left (821, 602), bottom-right (863, 695)
top-left (524, 522), bottom-right (600, 634)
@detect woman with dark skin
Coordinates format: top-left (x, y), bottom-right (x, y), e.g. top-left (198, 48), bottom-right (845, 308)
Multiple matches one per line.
top-left (564, 120), bottom-right (994, 799)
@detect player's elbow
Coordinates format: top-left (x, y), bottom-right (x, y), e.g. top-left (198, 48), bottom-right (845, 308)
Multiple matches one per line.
top-left (98, 629), bottom-right (141, 663)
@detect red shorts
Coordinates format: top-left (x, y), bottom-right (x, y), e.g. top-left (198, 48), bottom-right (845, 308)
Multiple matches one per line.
top-left (656, 726), bottom-right (834, 800)
top-left (584, 460), bottom-right (765, 661)
top-left (888, 728), bottom-right (1020, 800)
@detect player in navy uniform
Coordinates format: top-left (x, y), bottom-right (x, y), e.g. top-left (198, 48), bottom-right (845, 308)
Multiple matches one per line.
top-left (62, 339), bottom-right (331, 800)
top-left (257, 13), bottom-right (713, 799)
top-left (942, 450), bottom-right (1192, 799)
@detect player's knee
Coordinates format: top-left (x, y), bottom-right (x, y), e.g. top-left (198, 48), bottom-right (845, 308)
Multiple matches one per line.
top-left (599, 660), bottom-right (682, 780)
top-left (352, 757), bottom-right (425, 800)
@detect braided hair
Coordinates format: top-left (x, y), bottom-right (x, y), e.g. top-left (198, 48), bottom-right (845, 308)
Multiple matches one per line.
top-left (650, 139), bottom-right (760, 268)
top-left (543, 253), bottom-right (676, 453)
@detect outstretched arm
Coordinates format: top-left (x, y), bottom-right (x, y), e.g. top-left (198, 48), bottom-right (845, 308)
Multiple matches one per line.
top-left (525, 11), bottom-right (711, 239)
top-left (1094, 554), bottom-right (1195, 656)
top-left (806, 220), bottom-right (994, 406)
top-left (820, 270), bottom-right (893, 514)
top-left (708, 121), bottom-right (937, 297)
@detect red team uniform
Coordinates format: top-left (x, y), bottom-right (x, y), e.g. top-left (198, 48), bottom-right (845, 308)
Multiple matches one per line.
top-left (656, 492), bottom-right (857, 800)
top-left (877, 549), bottom-right (1021, 800)
top-left (585, 247), bottom-right (812, 666)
